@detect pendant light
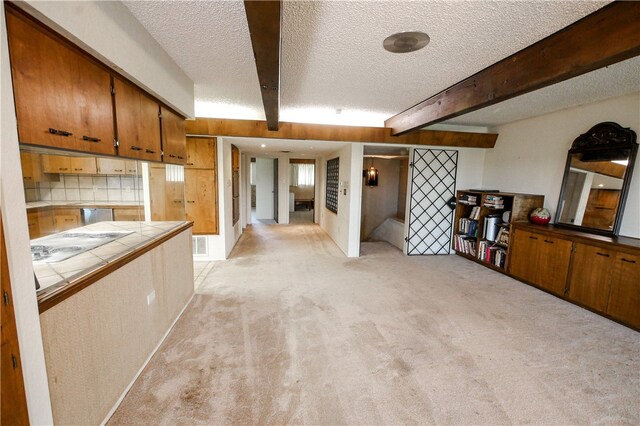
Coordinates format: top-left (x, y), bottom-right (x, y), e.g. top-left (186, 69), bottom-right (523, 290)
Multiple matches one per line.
top-left (364, 158), bottom-right (378, 187)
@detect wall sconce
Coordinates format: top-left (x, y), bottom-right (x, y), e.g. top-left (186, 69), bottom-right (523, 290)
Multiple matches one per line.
top-left (363, 159), bottom-right (378, 186)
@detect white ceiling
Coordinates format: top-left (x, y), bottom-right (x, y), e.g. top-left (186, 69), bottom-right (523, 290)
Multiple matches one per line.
top-left (123, 0), bottom-right (638, 134)
top-left (227, 137), bottom-right (347, 158)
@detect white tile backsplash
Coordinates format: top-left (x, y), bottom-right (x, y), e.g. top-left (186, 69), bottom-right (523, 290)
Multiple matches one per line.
top-left (26, 172), bottom-right (145, 204)
top-left (80, 189), bottom-right (95, 201)
top-left (107, 176), bottom-right (121, 189)
top-left (92, 176), bottom-right (108, 189)
top-left (79, 176), bottom-right (93, 189)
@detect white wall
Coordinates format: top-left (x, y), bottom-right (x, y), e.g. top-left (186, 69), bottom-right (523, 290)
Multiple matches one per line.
top-left (17, 1), bottom-right (194, 117)
top-left (483, 92), bottom-right (640, 238)
top-left (277, 156), bottom-right (291, 225)
top-left (318, 144), bottom-right (362, 257)
top-left (0, 6), bottom-right (54, 424)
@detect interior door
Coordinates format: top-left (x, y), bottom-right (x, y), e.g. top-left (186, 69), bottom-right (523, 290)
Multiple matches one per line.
top-left (273, 159), bottom-right (279, 223)
top-left (255, 158), bottom-right (274, 220)
top-left (406, 149), bottom-right (458, 255)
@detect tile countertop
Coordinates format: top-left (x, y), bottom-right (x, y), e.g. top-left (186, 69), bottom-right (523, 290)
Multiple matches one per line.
top-left (26, 201), bottom-right (142, 210)
top-left (33, 221), bottom-right (187, 297)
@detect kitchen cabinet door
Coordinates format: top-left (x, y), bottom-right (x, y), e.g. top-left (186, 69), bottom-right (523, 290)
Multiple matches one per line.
top-left (6, 8), bottom-right (115, 156)
top-left (69, 157), bottom-right (97, 175)
top-left (125, 161), bottom-right (139, 175)
top-left (507, 229), bottom-right (540, 284)
top-left (114, 78), bottom-right (162, 162)
top-left (113, 207), bottom-right (143, 221)
top-left (20, 152), bottom-right (51, 182)
top-left (185, 137), bottom-right (216, 169)
top-left (41, 155), bottom-right (71, 174)
top-left (567, 243), bottom-right (613, 312)
top-left (536, 236), bottom-right (572, 296)
top-left (161, 107), bottom-right (186, 165)
top-left (185, 169), bottom-right (218, 234)
top-left (54, 208), bottom-right (82, 232)
top-left (27, 210), bottom-right (54, 239)
top-left (96, 158), bottom-right (126, 175)
top-left (607, 252), bottom-right (640, 328)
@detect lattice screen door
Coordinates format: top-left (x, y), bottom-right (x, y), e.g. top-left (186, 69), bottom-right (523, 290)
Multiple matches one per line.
top-left (406, 149), bottom-right (458, 255)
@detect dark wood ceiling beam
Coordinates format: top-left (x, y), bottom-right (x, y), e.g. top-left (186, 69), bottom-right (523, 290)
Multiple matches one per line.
top-left (385, 1), bottom-right (640, 135)
top-left (186, 118), bottom-right (498, 148)
top-left (244, 0), bottom-right (282, 131)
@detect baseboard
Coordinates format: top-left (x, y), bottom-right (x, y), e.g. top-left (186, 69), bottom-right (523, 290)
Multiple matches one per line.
top-left (100, 292), bottom-right (195, 426)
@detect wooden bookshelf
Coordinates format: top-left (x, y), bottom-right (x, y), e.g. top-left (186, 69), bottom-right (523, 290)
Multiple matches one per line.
top-left (453, 190), bottom-right (544, 272)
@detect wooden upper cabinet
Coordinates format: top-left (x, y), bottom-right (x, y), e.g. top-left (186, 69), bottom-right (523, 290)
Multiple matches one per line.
top-left (113, 78), bottom-right (162, 162)
top-left (185, 137), bottom-right (216, 169)
top-left (161, 106), bottom-right (186, 165)
top-left (185, 169), bottom-right (218, 234)
top-left (6, 8), bottom-right (115, 156)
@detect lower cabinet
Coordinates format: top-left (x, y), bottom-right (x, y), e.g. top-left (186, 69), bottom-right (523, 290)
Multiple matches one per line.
top-left (53, 208), bottom-right (82, 232)
top-left (27, 210), bottom-right (55, 239)
top-left (508, 223), bottom-right (640, 330)
top-left (113, 206), bottom-right (143, 221)
top-left (508, 228), bottom-right (571, 296)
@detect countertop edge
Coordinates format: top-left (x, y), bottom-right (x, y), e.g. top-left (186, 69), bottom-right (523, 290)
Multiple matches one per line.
top-left (38, 221), bottom-right (194, 314)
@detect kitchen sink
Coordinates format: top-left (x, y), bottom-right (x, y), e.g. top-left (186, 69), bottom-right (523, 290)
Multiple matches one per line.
top-left (31, 230), bottom-right (133, 263)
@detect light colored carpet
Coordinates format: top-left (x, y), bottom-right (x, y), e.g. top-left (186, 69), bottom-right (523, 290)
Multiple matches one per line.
top-left (108, 223), bottom-right (640, 425)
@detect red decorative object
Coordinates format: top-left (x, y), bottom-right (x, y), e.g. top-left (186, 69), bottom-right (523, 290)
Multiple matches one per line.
top-left (529, 208), bottom-right (551, 225)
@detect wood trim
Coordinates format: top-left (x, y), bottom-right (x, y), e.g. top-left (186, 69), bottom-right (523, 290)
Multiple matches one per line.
top-left (1, 216), bottom-right (30, 425)
top-left (385, 2), bottom-right (640, 135)
top-left (37, 222), bottom-right (193, 313)
top-left (244, 0), bottom-right (282, 131)
top-left (186, 118), bottom-right (498, 148)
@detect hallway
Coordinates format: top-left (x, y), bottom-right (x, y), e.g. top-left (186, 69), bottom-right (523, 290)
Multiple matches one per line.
top-left (109, 223), bottom-right (639, 425)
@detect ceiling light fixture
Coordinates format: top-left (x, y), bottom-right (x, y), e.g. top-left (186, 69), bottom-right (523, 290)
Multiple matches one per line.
top-left (260, 144), bottom-right (266, 148)
top-left (383, 31), bottom-right (430, 53)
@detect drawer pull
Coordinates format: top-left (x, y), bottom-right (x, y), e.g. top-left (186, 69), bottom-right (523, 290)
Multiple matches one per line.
top-left (146, 149), bottom-right (156, 154)
top-left (82, 136), bottom-right (101, 143)
top-left (177, 156), bottom-right (184, 160)
top-left (49, 128), bottom-right (72, 137)
top-left (173, 200), bottom-right (182, 204)
top-left (187, 200), bottom-right (195, 204)
top-left (596, 252), bottom-right (610, 257)
top-left (59, 168), bottom-right (68, 171)
top-left (74, 168), bottom-right (83, 171)
top-left (114, 169), bottom-right (123, 172)
top-left (528, 236), bottom-right (538, 240)
top-left (169, 154), bottom-right (177, 158)
top-left (130, 146), bottom-right (142, 151)
top-left (544, 239), bottom-right (554, 244)
top-left (621, 258), bottom-right (636, 264)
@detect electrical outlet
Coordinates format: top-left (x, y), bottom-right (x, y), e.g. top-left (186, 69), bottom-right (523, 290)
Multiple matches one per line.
top-left (146, 290), bottom-right (156, 305)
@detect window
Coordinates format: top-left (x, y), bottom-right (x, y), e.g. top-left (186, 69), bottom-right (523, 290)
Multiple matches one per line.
top-left (290, 163), bottom-right (315, 187)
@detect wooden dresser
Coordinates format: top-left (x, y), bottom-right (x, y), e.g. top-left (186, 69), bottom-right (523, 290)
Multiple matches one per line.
top-left (508, 222), bottom-right (640, 330)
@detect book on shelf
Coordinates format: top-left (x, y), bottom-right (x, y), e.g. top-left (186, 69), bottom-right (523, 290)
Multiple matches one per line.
top-left (469, 206), bottom-right (481, 220)
top-left (484, 195), bottom-right (504, 209)
top-left (459, 194), bottom-right (478, 205)
top-left (496, 227), bottom-right (510, 246)
top-left (477, 240), bottom-right (507, 268)
top-left (458, 218), bottom-right (478, 237)
top-left (454, 235), bottom-right (476, 256)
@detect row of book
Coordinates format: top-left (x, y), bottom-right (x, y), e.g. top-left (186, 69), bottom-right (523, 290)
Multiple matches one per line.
top-left (468, 206), bottom-right (481, 220)
top-left (459, 194), bottom-right (478, 205)
top-left (458, 218), bottom-right (478, 237)
top-left (477, 240), bottom-right (507, 268)
top-left (484, 195), bottom-right (504, 209)
top-left (453, 234), bottom-right (476, 256)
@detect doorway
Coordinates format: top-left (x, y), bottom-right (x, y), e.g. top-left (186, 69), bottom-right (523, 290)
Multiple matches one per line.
top-left (254, 157), bottom-right (277, 224)
top-left (360, 147), bottom-right (409, 250)
top-left (289, 159), bottom-right (315, 224)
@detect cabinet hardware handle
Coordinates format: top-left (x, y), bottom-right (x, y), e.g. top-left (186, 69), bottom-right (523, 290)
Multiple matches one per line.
top-left (82, 136), bottom-right (101, 142)
top-left (186, 162), bottom-right (194, 166)
top-left (130, 146), bottom-right (142, 151)
top-left (177, 156), bottom-right (184, 160)
top-left (187, 200), bottom-right (195, 203)
top-left (12, 355), bottom-right (18, 370)
top-left (146, 149), bottom-right (156, 154)
top-left (528, 236), bottom-right (538, 240)
top-left (74, 168), bottom-right (83, 171)
top-left (49, 128), bottom-right (72, 137)
top-left (621, 258), bottom-right (636, 263)
top-left (114, 169), bottom-right (123, 172)
top-left (173, 200), bottom-right (182, 204)
top-left (596, 252), bottom-right (610, 257)
top-left (59, 168), bottom-right (68, 171)
top-left (169, 154), bottom-right (176, 158)
top-left (544, 239), bottom-right (554, 244)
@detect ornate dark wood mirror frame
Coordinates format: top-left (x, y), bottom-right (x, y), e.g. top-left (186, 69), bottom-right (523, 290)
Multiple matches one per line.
top-left (555, 122), bottom-right (638, 236)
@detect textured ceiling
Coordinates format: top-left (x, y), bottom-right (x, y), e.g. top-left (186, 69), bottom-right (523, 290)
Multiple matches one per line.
top-left (122, 0), bottom-right (639, 132)
top-left (227, 137), bottom-right (346, 158)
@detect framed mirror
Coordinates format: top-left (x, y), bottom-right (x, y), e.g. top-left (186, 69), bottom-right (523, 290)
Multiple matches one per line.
top-left (556, 122), bottom-right (637, 236)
